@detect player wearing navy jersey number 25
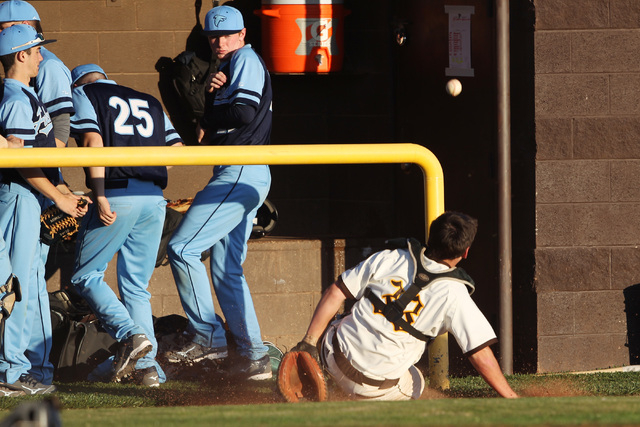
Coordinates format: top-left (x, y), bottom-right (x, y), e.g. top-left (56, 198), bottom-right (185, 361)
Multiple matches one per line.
top-left (165, 5), bottom-right (273, 381)
top-left (69, 64), bottom-right (183, 387)
top-left (292, 212), bottom-right (519, 400)
top-left (0, 25), bottom-right (89, 397)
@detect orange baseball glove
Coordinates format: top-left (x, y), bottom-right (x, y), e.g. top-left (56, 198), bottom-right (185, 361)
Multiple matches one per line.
top-left (277, 350), bottom-right (328, 403)
top-left (40, 198), bottom-right (88, 245)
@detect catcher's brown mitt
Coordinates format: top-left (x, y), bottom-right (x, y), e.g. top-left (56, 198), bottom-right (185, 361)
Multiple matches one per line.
top-left (40, 198), bottom-right (88, 246)
top-left (277, 351), bottom-right (328, 403)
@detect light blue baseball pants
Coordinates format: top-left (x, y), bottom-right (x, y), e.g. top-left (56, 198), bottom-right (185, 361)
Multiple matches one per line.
top-left (71, 179), bottom-right (167, 382)
top-left (0, 182), bottom-right (52, 384)
top-left (168, 164), bottom-right (271, 361)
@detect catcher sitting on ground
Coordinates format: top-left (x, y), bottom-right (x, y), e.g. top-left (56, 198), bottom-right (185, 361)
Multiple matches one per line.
top-left (282, 211), bottom-right (518, 401)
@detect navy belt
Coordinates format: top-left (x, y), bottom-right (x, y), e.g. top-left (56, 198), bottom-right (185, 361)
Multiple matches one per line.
top-left (104, 179), bottom-right (129, 189)
top-left (104, 179), bottom-right (163, 189)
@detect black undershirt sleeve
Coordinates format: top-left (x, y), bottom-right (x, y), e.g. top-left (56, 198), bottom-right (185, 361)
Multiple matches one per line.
top-left (336, 276), bottom-right (356, 300)
top-left (463, 338), bottom-right (499, 358)
top-left (200, 103), bottom-right (257, 131)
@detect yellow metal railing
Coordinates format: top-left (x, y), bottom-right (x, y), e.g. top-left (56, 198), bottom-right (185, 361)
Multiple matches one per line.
top-left (0, 142), bottom-right (450, 389)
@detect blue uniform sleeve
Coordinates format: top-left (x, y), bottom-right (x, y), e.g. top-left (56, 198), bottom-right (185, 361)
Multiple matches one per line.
top-left (227, 47), bottom-right (265, 108)
top-left (200, 46), bottom-right (264, 131)
top-left (36, 49), bottom-right (74, 118)
top-left (163, 112), bottom-right (183, 146)
top-left (0, 99), bottom-right (39, 144)
top-left (70, 86), bottom-right (100, 135)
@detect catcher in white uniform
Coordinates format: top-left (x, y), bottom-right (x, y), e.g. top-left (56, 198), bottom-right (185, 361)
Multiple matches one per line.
top-left (293, 211), bottom-right (518, 400)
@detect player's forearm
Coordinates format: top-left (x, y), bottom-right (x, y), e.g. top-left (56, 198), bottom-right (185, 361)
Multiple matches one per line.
top-left (79, 132), bottom-right (107, 196)
top-left (88, 166), bottom-right (107, 198)
top-left (18, 168), bottom-right (65, 204)
top-left (305, 282), bottom-right (347, 344)
top-left (468, 346), bottom-right (518, 398)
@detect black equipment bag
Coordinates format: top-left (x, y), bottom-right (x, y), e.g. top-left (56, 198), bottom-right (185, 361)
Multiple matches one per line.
top-left (52, 319), bottom-right (118, 382)
top-left (154, 0), bottom-right (216, 145)
top-left (49, 291), bottom-right (118, 382)
top-left (171, 51), bottom-right (218, 122)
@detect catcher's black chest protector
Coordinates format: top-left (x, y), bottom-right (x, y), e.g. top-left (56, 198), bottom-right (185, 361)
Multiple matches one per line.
top-left (365, 238), bottom-right (475, 342)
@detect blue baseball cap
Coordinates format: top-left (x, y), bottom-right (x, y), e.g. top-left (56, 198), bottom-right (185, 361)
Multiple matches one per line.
top-left (0, 1), bottom-right (40, 22)
top-left (0, 24), bottom-right (53, 56)
top-left (203, 5), bottom-right (244, 36)
top-left (71, 63), bottom-right (107, 85)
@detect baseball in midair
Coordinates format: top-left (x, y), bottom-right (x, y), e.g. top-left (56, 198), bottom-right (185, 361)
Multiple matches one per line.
top-left (446, 79), bottom-right (462, 97)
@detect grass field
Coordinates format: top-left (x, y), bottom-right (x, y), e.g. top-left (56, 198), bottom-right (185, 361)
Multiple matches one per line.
top-left (0, 372), bottom-right (639, 426)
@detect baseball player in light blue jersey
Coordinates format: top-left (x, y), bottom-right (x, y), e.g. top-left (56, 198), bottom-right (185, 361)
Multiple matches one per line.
top-left (0, 4), bottom-right (77, 382)
top-left (70, 64), bottom-right (183, 386)
top-left (165, 5), bottom-right (273, 380)
top-left (0, 1), bottom-right (74, 146)
top-left (0, 24), bottom-right (88, 397)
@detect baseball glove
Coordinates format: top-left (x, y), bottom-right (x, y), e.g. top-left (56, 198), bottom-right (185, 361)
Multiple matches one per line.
top-left (277, 350), bottom-right (328, 403)
top-left (166, 198), bottom-right (193, 214)
top-left (40, 198), bottom-right (88, 246)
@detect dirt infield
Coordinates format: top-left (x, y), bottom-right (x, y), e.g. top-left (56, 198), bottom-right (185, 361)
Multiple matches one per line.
top-left (518, 378), bottom-right (587, 398)
top-left (136, 375), bottom-right (587, 407)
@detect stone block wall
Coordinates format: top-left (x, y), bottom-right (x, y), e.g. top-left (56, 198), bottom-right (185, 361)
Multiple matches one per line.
top-left (534, 0), bottom-right (640, 372)
top-left (31, 0), bottom-right (198, 101)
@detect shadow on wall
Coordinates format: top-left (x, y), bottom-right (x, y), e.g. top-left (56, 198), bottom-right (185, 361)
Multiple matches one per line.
top-left (624, 284), bottom-right (640, 365)
top-left (155, 0), bottom-right (212, 146)
top-left (45, 240), bottom-right (80, 297)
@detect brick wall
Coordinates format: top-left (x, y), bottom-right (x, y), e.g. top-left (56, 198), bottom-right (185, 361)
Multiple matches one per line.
top-left (32, 0), bottom-right (198, 101)
top-left (534, 0), bottom-right (639, 372)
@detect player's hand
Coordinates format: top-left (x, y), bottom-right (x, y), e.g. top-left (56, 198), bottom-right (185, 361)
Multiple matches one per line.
top-left (291, 340), bottom-right (320, 364)
top-left (7, 135), bottom-right (23, 148)
top-left (0, 135), bottom-right (23, 148)
top-left (77, 197), bottom-right (90, 217)
top-left (55, 194), bottom-right (90, 218)
top-left (195, 124), bottom-right (205, 144)
top-left (206, 71), bottom-right (227, 93)
top-left (96, 196), bottom-right (116, 226)
top-left (195, 124), bottom-right (212, 145)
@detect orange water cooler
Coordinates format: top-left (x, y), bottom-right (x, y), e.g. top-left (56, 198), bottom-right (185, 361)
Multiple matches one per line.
top-left (255, 0), bottom-right (350, 73)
